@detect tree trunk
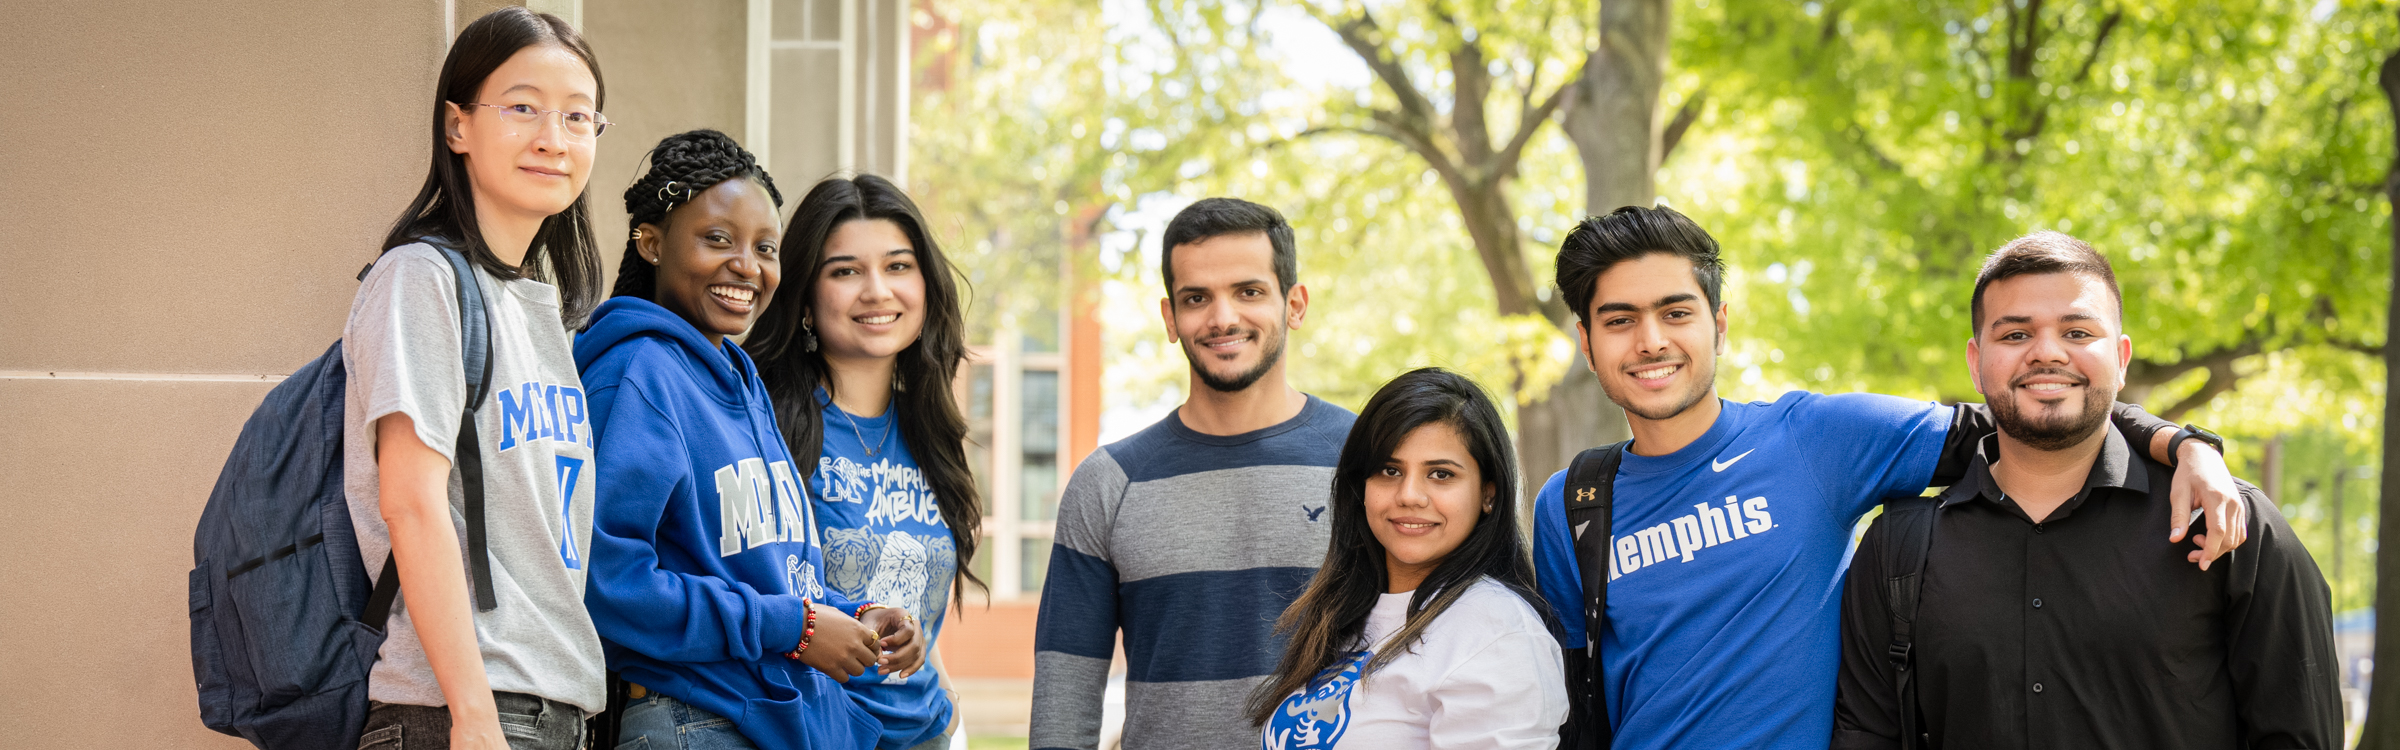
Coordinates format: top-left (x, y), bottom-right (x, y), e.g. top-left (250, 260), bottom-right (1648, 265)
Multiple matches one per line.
top-left (1516, 0), bottom-right (1674, 488)
top-left (2360, 28), bottom-right (2400, 750)
top-left (1437, 173), bottom-right (1542, 318)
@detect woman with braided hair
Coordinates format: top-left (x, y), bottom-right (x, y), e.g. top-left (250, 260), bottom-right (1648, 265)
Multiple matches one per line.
top-left (578, 130), bottom-right (920, 750)
top-left (744, 175), bottom-right (980, 750)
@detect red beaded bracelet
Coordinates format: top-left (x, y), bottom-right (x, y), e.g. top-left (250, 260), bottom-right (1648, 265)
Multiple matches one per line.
top-left (783, 599), bottom-right (817, 660)
top-left (854, 602), bottom-right (888, 620)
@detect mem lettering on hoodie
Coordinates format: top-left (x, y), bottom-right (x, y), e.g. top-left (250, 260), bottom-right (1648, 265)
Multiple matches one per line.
top-left (576, 296), bottom-right (880, 750)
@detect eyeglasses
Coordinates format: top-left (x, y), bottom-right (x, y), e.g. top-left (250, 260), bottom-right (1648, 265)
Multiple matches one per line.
top-left (455, 102), bottom-right (611, 139)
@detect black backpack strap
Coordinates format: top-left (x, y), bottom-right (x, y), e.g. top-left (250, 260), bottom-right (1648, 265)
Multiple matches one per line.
top-left (1560, 441), bottom-right (1628, 750)
top-left (1878, 494), bottom-right (1943, 750)
top-left (361, 242), bottom-right (498, 628)
top-left (435, 243), bottom-right (500, 612)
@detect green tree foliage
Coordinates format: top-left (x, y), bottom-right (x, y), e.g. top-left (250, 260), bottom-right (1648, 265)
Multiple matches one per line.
top-left (1665, 1), bottom-right (2395, 621)
top-left (909, 0), bottom-right (1281, 342)
top-left (913, 0), bottom-right (2396, 617)
top-left (1677, 1), bottom-right (2393, 415)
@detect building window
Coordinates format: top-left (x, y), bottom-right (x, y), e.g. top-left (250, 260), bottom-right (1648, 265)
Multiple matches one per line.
top-left (1020, 369), bottom-right (1060, 521)
top-left (961, 321), bottom-right (1072, 600)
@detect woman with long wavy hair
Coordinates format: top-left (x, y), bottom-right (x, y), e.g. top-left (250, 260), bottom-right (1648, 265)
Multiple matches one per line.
top-left (1248, 368), bottom-right (1569, 750)
top-left (745, 174), bottom-right (983, 750)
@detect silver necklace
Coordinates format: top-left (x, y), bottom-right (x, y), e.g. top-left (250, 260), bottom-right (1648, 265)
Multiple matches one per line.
top-left (836, 403), bottom-right (893, 456)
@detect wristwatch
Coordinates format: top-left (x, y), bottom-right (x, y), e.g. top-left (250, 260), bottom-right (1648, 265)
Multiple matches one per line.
top-left (2168, 423), bottom-right (2225, 458)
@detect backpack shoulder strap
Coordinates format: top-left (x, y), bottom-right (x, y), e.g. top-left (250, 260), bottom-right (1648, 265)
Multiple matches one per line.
top-left (1878, 493), bottom-right (1943, 750)
top-left (432, 242), bottom-right (499, 612)
top-left (1560, 441), bottom-right (1628, 750)
top-left (361, 242), bottom-right (498, 628)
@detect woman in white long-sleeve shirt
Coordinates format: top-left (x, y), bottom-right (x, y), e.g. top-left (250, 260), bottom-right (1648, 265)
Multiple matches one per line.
top-left (1250, 368), bottom-right (1570, 750)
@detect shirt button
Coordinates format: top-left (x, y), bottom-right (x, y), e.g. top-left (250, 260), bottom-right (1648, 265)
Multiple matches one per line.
top-left (2032, 598), bottom-right (2044, 609)
top-left (2033, 524), bottom-right (2045, 534)
top-left (2033, 682), bottom-right (2045, 694)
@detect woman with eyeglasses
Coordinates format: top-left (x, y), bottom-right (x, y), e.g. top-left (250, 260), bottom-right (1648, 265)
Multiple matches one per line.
top-left (744, 175), bottom-right (983, 750)
top-left (343, 8), bottom-right (614, 750)
top-left (1248, 368), bottom-right (1570, 750)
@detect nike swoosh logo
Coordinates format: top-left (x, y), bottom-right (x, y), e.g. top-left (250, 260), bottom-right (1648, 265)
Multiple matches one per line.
top-left (1712, 449), bottom-right (1756, 473)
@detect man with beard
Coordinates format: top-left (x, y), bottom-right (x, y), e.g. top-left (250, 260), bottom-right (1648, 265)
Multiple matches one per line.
top-left (1031, 198), bottom-right (1358, 750)
top-left (1528, 208), bottom-right (2253, 750)
top-left (1831, 233), bottom-right (2337, 749)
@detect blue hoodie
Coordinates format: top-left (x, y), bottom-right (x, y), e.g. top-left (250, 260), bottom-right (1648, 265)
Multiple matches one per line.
top-left (576, 297), bottom-right (880, 750)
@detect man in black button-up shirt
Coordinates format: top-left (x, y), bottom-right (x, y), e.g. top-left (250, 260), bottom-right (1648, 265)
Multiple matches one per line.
top-left (1833, 232), bottom-right (2339, 749)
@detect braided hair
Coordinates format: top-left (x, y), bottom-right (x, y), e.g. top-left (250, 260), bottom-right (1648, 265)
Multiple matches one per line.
top-left (613, 129), bottom-right (784, 300)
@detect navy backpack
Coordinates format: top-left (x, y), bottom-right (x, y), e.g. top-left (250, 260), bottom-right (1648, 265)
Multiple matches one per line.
top-left (189, 244), bottom-right (499, 748)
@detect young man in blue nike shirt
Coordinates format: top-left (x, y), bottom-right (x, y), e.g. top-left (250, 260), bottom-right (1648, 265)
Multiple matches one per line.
top-left (1530, 206), bottom-right (2249, 750)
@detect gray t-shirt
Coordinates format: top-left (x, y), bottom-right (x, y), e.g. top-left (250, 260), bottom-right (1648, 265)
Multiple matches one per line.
top-left (342, 242), bottom-right (606, 713)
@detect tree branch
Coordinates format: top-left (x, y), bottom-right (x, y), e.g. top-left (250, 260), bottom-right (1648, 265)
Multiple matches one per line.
top-left (2329, 337), bottom-right (2386, 357)
top-left (1293, 112), bottom-right (1466, 187)
top-left (2069, 10), bottom-right (2125, 85)
top-left (1660, 90), bottom-right (1708, 164)
top-left (1325, 10), bottom-right (1443, 142)
top-left (2158, 357), bottom-right (2242, 423)
top-left (1448, 34), bottom-right (1497, 165)
top-left (1490, 70), bottom-right (1581, 181)
top-left (2124, 339), bottom-right (2263, 389)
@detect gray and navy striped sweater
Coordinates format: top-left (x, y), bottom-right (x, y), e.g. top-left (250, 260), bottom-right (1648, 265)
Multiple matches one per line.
top-left (1030, 395), bottom-right (1356, 750)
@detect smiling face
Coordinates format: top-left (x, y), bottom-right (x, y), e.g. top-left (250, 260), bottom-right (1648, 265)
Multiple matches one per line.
top-left (811, 218), bottom-right (927, 363)
top-left (1578, 253), bottom-right (1727, 422)
top-left (639, 178), bottom-right (782, 346)
top-left (1969, 271), bottom-right (2129, 451)
top-left (1364, 421), bottom-right (1495, 593)
top-left (447, 44), bottom-right (598, 228)
top-left (1159, 232), bottom-right (1307, 393)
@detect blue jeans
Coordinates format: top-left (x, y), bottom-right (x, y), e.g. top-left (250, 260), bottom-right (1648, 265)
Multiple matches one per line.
top-left (616, 692), bottom-right (759, 750)
top-left (900, 728), bottom-right (953, 750)
top-left (357, 692), bottom-right (587, 750)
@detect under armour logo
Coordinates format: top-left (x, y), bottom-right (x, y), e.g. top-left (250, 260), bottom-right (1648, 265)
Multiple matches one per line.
top-left (1575, 487), bottom-right (1597, 504)
top-left (1304, 505), bottom-right (1327, 521)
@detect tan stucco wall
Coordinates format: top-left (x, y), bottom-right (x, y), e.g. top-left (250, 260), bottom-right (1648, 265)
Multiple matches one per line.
top-left (0, 0), bottom-right (446, 746)
top-left (583, 0), bottom-right (753, 286)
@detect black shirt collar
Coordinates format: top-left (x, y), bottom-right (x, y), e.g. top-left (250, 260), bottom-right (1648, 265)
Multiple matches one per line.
top-left (1955, 422), bottom-right (2150, 523)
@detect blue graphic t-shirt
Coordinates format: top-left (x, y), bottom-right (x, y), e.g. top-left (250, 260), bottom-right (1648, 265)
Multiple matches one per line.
top-left (1531, 392), bottom-right (1950, 750)
top-left (812, 389), bottom-right (958, 749)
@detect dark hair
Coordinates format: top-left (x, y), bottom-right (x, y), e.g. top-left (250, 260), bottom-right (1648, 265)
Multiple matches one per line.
top-left (1970, 230), bottom-right (2122, 331)
top-left (1555, 205), bottom-right (1725, 326)
top-left (381, 7), bottom-right (605, 329)
top-left (743, 174), bottom-right (984, 602)
top-left (611, 130), bottom-right (784, 301)
top-left (1246, 368), bottom-right (1558, 726)
top-left (1160, 197), bottom-right (1298, 295)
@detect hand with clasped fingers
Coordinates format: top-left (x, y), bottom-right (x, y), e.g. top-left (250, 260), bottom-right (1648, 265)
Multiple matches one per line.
top-left (800, 603), bottom-right (884, 682)
top-left (860, 606), bottom-right (928, 677)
